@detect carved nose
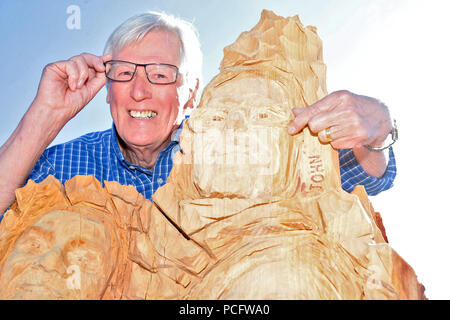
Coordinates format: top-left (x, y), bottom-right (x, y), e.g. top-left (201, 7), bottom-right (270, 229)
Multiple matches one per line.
top-left (38, 249), bottom-right (65, 274)
top-left (226, 111), bottom-right (247, 131)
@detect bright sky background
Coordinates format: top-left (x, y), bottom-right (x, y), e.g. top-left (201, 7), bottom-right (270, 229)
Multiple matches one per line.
top-left (1, 0), bottom-right (450, 299)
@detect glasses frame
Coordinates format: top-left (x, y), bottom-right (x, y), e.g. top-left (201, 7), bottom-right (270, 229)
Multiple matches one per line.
top-left (104, 60), bottom-right (179, 85)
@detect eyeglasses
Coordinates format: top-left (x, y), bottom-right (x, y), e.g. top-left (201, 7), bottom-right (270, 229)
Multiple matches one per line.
top-left (104, 60), bottom-right (179, 84)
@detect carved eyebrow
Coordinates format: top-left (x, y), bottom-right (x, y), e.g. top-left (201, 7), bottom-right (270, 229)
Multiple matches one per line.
top-left (22, 226), bottom-right (55, 244)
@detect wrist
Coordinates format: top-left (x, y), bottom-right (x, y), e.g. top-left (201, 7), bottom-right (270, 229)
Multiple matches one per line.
top-left (365, 119), bottom-right (398, 152)
top-left (353, 146), bottom-right (388, 178)
top-left (25, 101), bottom-right (68, 144)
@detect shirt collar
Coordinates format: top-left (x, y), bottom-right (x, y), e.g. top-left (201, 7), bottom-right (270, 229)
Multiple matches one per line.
top-left (171, 118), bottom-right (185, 143)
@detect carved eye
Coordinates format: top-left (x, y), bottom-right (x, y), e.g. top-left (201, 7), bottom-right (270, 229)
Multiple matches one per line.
top-left (15, 226), bottom-right (54, 255)
top-left (258, 113), bottom-right (268, 119)
top-left (18, 239), bottom-right (47, 255)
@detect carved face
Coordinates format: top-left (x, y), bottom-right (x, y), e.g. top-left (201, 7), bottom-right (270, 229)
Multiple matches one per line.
top-left (0, 210), bottom-right (115, 299)
top-left (187, 76), bottom-right (296, 199)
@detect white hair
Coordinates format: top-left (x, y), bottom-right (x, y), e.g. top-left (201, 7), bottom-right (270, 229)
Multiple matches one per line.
top-left (104, 11), bottom-right (203, 104)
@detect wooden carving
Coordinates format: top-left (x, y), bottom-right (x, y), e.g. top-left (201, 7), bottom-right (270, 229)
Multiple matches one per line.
top-left (138, 10), bottom-right (426, 299)
top-left (0, 175), bottom-right (150, 299)
top-left (0, 10), bottom-right (425, 300)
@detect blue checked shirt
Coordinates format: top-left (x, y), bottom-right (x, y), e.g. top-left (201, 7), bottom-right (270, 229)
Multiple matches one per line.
top-left (27, 123), bottom-right (181, 200)
top-left (27, 122), bottom-right (397, 200)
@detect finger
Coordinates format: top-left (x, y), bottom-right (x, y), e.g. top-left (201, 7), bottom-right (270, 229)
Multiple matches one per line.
top-left (318, 127), bottom-right (332, 144)
top-left (70, 56), bottom-right (90, 89)
top-left (288, 107), bottom-right (306, 134)
top-left (84, 67), bottom-right (106, 96)
top-left (288, 94), bottom-right (341, 135)
top-left (307, 107), bottom-right (347, 134)
top-left (306, 93), bottom-right (342, 115)
top-left (79, 53), bottom-right (110, 72)
top-left (329, 138), bottom-right (347, 150)
top-left (289, 103), bottom-right (334, 135)
top-left (318, 128), bottom-right (327, 143)
top-left (316, 124), bottom-right (343, 142)
top-left (288, 108), bottom-right (309, 135)
top-left (102, 54), bottom-right (112, 63)
top-left (101, 55), bottom-right (113, 71)
top-left (329, 137), bottom-right (362, 150)
top-left (86, 67), bottom-right (97, 83)
top-left (292, 107), bottom-right (304, 116)
top-left (78, 53), bottom-right (104, 72)
top-left (58, 60), bottom-right (80, 91)
top-left (320, 125), bottom-right (367, 149)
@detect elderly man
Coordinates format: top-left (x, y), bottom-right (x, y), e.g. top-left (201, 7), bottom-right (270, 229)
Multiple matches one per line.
top-left (0, 11), bottom-right (396, 215)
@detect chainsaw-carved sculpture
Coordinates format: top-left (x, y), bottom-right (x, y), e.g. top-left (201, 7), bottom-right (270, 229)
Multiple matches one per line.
top-left (0, 176), bottom-right (150, 299)
top-left (0, 10), bottom-right (425, 299)
top-left (129, 10), bottom-right (425, 299)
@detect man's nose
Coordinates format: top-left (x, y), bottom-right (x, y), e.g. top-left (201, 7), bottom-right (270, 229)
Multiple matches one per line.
top-left (130, 66), bottom-right (152, 101)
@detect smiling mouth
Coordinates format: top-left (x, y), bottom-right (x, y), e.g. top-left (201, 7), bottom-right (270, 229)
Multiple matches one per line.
top-left (129, 110), bottom-right (158, 120)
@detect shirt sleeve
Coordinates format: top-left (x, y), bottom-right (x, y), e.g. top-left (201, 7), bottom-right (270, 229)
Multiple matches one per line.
top-left (339, 147), bottom-right (397, 196)
top-left (0, 152), bottom-right (56, 222)
top-left (26, 151), bottom-right (57, 185)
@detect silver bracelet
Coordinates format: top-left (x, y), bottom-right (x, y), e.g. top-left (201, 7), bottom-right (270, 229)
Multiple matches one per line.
top-left (364, 119), bottom-right (398, 152)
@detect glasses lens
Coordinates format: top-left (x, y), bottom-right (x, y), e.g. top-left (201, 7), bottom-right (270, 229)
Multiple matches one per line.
top-left (105, 61), bottom-right (135, 81)
top-left (146, 64), bottom-right (178, 84)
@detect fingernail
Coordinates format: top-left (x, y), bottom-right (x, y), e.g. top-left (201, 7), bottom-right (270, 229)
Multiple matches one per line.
top-left (288, 125), bottom-right (296, 135)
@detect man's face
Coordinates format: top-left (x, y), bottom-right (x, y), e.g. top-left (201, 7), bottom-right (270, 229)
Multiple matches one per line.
top-left (107, 30), bottom-right (184, 149)
top-left (0, 210), bottom-right (114, 299)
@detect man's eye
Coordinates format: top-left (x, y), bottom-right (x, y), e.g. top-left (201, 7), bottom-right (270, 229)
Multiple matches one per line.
top-left (212, 116), bottom-right (224, 121)
top-left (112, 68), bottom-right (134, 80)
top-left (154, 73), bottom-right (168, 79)
top-left (119, 71), bottom-right (133, 76)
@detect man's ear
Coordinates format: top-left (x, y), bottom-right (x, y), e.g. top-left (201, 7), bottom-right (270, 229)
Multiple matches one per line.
top-left (106, 80), bottom-right (111, 104)
top-left (183, 79), bottom-right (199, 111)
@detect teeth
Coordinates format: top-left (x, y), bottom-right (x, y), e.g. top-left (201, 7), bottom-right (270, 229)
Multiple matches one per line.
top-left (130, 110), bottom-right (157, 119)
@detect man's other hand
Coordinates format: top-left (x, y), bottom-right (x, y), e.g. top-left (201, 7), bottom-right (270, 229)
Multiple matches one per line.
top-left (288, 90), bottom-right (393, 150)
